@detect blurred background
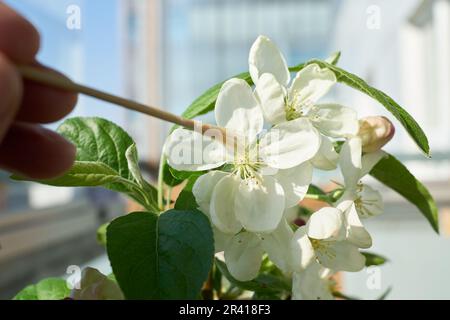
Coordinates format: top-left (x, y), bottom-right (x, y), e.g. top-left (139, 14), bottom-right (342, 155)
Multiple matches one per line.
top-left (0, 0), bottom-right (449, 299)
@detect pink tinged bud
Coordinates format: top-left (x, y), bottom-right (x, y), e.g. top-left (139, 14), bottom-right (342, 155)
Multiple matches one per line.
top-left (358, 116), bottom-right (395, 153)
top-left (294, 217), bottom-right (306, 227)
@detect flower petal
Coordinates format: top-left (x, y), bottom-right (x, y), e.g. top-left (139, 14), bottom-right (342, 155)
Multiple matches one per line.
top-left (274, 161), bottom-right (313, 208)
top-left (342, 201), bottom-right (372, 249)
top-left (259, 117), bottom-right (321, 169)
top-left (261, 219), bottom-right (294, 273)
top-left (310, 104), bottom-right (359, 138)
top-left (164, 128), bottom-right (226, 171)
top-left (255, 73), bottom-right (287, 125)
top-left (361, 150), bottom-right (387, 177)
top-left (210, 175), bottom-right (243, 234)
top-left (215, 78), bottom-right (263, 142)
top-left (290, 226), bottom-right (315, 272)
top-left (316, 241), bottom-right (365, 272)
top-left (292, 262), bottom-right (334, 300)
top-left (307, 207), bottom-right (345, 241)
top-left (235, 175), bottom-right (285, 233)
top-left (224, 232), bottom-right (264, 281)
top-left (192, 171), bottom-right (228, 215)
top-left (310, 135), bottom-right (339, 170)
top-left (249, 35), bottom-right (290, 86)
top-left (213, 227), bottom-right (233, 253)
top-left (339, 137), bottom-right (362, 189)
top-left (358, 184), bottom-right (384, 218)
top-left (289, 64), bottom-right (336, 105)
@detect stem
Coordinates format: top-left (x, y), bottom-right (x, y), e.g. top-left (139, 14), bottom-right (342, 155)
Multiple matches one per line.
top-left (157, 153), bottom-right (165, 212)
top-left (16, 64), bottom-right (227, 137)
top-left (165, 186), bottom-right (173, 210)
top-left (304, 194), bottom-right (332, 204)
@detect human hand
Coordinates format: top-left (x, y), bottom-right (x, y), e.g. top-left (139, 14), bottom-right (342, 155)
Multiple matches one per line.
top-left (0, 3), bottom-right (77, 179)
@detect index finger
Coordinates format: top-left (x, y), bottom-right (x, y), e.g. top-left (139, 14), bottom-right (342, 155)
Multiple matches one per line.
top-left (0, 3), bottom-right (40, 63)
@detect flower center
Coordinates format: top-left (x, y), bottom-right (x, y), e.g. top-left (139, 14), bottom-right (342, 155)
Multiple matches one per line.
top-left (285, 90), bottom-right (313, 121)
top-left (310, 238), bottom-right (336, 260)
top-left (231, 149), bottom-right (264, 181)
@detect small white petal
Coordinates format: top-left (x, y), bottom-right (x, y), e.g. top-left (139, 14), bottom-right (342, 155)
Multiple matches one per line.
top-left (261, 219), bottom-right (294, 273)
top-left (289, 64), bottom-right (336, 105)
top-left (358, 185), bottom-right (384, 218)
top-left (210, 175), bottom-right (243, 234)
top-left (224, 232), bottom-right (264, 281)
top-left (310, 135), bottom-right (339, 170)
top-left (307, 207), bottom-right (345, 241)
top-left (259, 118), bottom-right (321, 170)
top-left (192, 171), bottom-right (228, 216)
top-left (255, 73), bottom-right (287, 125)
top-left (343, 201), bottom-right (372, 249)
top-left (292, 262), bottom-right (334, 300)
top-left (290, 226), bottom-right (315, 272)
top-left (339, 137), bottom-right (362, 189)
top-left (215, 78), bottom-right (264, 142)
top-left (249, 35), bottom-right (290, 86)
top-left (310, 104), bottom-right (359, 138)
top-left (316, 241), bottom-right (365, 272)
top-left (361, 150), bottom-right (387, 177)
top-left (274, 161), bottom-right (313, 208)
top-left (164, 128), bottom-right (226, 171)
top-left (213, 227), bottom-right (234, 253)
top-left (235, 175), bottom-right (285, 233)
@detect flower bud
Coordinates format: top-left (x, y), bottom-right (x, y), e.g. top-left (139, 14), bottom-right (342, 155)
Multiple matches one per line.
top-left (357, 116), bottom-right (395, 153)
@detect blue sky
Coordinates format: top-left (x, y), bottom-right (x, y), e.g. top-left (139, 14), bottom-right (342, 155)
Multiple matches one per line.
top-left (5, 0), bottom-right (127, 126)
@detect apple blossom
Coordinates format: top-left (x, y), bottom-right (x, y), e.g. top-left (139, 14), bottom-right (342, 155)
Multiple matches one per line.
top-left (358, 116), bottom-right (395, 153)
top-left (339, 137), bottom-right (387, 218)
top-left (249, 35), bottom-right (358, 170)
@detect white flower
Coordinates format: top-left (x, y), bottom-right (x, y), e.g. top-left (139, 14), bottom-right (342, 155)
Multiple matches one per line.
top-left (292, 261), bottom-right (334, 300)
top-left (249, 35), bottom-right (359, 170)
top-left (339, 137), bottom-right (387, 218)
top-left (289, 201), bottom-right (370, 273)
top-left (193, 170), bottom-right (298, 281)
top-left (165, 78), bottom-right (320, 234)
top-left (71, 268), bottom-right (124, 300)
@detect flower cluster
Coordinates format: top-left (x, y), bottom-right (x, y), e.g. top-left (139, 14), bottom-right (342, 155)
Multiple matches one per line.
top-left (164, 35), bottom-right (394, 300)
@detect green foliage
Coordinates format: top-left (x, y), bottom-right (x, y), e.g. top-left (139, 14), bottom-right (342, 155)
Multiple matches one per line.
top-left (13, 117), bottom-right (158, 212)
top-left (303, 60), bottom-right (430, 156)
top-left (215, 259), bottom-right (290, 296)
top-left (362, 252), bottom-right (388, 266)
top-left (97, 222), bottom-right (108, 246)
top-left (370, 153), bottom-right (439, 233)
top-left (13, 278), bottom-right (70, 300)
top-left (106, 210), bottom-right (214, 299)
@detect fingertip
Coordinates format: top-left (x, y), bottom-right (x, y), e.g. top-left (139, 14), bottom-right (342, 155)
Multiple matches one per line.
top-left (0, 53), bottom-right (23, 141)
top-left (0, 3), bottom-right (40, 62)
top-left (0, 123), bottom-right (76, 180)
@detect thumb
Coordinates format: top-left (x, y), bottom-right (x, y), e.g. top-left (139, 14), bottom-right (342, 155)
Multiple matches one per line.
top-left (0, 53), bottom-right (22, 143)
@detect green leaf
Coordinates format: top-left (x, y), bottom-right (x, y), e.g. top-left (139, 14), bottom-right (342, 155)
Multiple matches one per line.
top-left (107, 210), bottom-right (214, 299)
top-left (59, 117), bottom-right (135, 179)
top-left (97, 222), bottom-right (109, 246)
top-left (215, 259), bottom-right (290, 294)
top-left (162, 161), bottom-right (184, 187)
top-left (325, 51), bottom-right (341, 65)
top-left (14, 278), bottom-right (70, 300)
top-left (174, 190), bottom-right (198, 210)
top-left (181, 72), bottom-right (252, 119)
top-left (370, 153), bottom-right (439, 233)
top-left (13, 117), bottom-right (158, 211)
top-left (304, 60), bottom-right (430, 156)
top-left (362, 252), bottom-right (388, 266)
